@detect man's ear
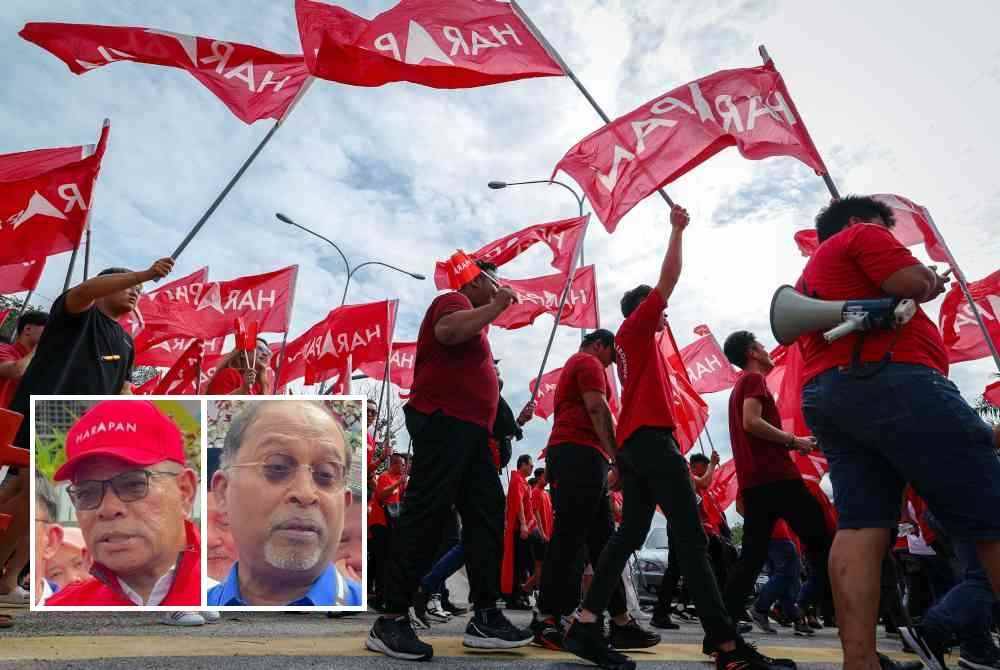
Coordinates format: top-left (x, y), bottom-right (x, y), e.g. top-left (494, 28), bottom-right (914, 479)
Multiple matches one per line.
top-left (43, 525), bottom-right (64, 561)
top-left (177, 469), bottom-right (198, 519)
top-left (212, 470), bottom-right (230, 512)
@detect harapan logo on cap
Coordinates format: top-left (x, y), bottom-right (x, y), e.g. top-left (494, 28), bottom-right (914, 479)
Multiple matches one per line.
top-left (76, 421), bottom-right (138, 444)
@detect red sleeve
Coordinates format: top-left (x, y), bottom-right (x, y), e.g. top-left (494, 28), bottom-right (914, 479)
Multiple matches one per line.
top-left (573, 355), bottom-right (607, 395)
top-left (430, 292), bottom-right (472, 325)
top-left (741, 373), bottom-right (770, 400)
top-left (848, 224), bottom-right (923, 287)
top-left (375, 473), bottom-right (391, 495)
top-left (619, 289), bottom-right (666, 341)
top-left (0, 345), bottom-right (19, 363)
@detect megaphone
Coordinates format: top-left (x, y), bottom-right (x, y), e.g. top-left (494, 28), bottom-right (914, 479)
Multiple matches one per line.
top-left (769, 285), bottom-right (917, 345)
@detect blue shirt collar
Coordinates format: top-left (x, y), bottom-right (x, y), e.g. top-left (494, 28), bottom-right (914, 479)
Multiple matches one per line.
top-left (209, 562), bottom-right (354, 606)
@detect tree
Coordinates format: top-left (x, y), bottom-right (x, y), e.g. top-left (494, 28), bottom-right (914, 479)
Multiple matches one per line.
top-left (0, 294), bottom-right (48, 343)
top-left (730, 522), bottom-right (744, 549)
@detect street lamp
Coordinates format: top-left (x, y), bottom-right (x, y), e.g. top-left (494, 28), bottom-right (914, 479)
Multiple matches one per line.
top-left (276, 212), bottom-right (425, 305)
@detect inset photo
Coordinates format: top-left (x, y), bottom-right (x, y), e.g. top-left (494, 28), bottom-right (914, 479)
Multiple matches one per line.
top-left (205, 398), bottom-right (364, 609)
top-left (31, 398), bottom-right (202, 609)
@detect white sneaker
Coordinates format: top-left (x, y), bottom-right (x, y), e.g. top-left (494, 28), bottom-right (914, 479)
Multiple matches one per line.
top-left (427, 594), bottom-right (452, 622)
top-left (162, 611), bottom-right (205, 626)
top-left (0, 586), bottom-right (29, 604)
top-left (201, 610), bottom-right (221, 623)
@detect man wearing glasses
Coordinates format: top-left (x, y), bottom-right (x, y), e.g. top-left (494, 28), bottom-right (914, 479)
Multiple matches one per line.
top-left (208, 400), bottom-right (362, 606)
top-left (45, 400), bottom-right (201, 606)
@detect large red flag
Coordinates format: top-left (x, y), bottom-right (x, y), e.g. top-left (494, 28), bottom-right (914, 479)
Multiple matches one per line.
top-left (0, 259), bottom-right (45, 295)
top-left (296, 0), bottom-right (563, 89)
top-left (793, 194), bottom-right (948, 263)
top-left (985, 380), bottom-right (1000, 407)
top-left (492, 265), bottom-right (599, 331)
top-left (554, 62), bottom-right (827, 232)
top-left (0, 122), bottom-right (109, 265)
top-left (706, 459), bottom-right (739, 513)
top-left (657, 326), bottom-right (709, 455)
top-left (153, 340), bottom-right (204, 395)
top-left (680, 327), bottom-right (740, 394)
top-left (358, 341), bottom-right (417, 390)
top-left (20, 23), bottom-right (310, 125)
top-left (765, 341), bottom-right (810, 436)
top-left (938, 270), bottom-right (1000, 364)
top-left (0, 145), bottom-right (94, 180)
top-left (136, 335), bottom-right (225, 369)
top-left (120, 267), bottom-right (210, 340)
top-left (432, 216), bottom-right (587, 290)
top-left (529, 367), bottom-right (563, 420)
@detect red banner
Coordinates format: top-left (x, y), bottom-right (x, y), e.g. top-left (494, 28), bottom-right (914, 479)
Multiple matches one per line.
top-left (0, 145), bottom-right (92, 180)
top-left (133, 373), bottom-right (162, 395)
top-left (277, 300), bottom-right (397, 386)
top-left (358, 341), bottom-right (417, 390)
top-left (554, 62), bottom-right (827, 232)
top-left (296, 0), bottom-right (563, 89)
top-left (153, 340), bottom-right (204, 395)
top-left (433, 216), bottom-right (587, 290)
top-left (529, 367), bottom-right (562, 420)
top-left (136, 336), bottom-right (224, 369)
top-left (680, 329), bottom-right (740, 394)
top-left (120, 267), bottom-right (210, 340)
top-left (493, 265), bottom-right (599, 331)
top-left (985, 380), bottom-right (1000, 408)
top-left (765, 342), bottom-right (810, 437)
top-left (0, 258), bottom-right (45, 295)
top-left (657, 326), bottom-right (709, 455)
top-left (793, 194), bottom-right (948, 263)
top-left (20, 23), bottom-right (310, 125)
top-left (939, 270), bottom-right (1000, 364)
top-left (0, 122), bottom-right (109, 265)
top-left (706, 459), bottom-right (738, 514)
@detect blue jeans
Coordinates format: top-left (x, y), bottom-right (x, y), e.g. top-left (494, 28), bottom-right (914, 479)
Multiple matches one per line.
top-left (802, 363), bottom-right (1000, 538)
top-left (922, 539), bottom-right (996, 658)
top-left (755, 540), bottom-right (801, 617)
top-left (421, 543), bottom-right (465, 594)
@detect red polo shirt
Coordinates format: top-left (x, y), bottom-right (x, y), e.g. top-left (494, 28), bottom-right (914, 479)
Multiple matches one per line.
top-left (0, 342), bottom-right (27, 409)
top-left (368, 471), bottom-right (401, 528)
top-left (548, 351), bottom-right (608, 455)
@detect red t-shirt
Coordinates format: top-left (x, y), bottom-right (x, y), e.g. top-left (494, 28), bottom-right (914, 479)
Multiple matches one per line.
top-left (532, 486), bottom-right (554, 537)
top-left (0, 342), bottom-right (27, 409)
top-left (797, 223), bottom-right (948, 383)
top-left (407, 292), bottom-right (499, 430)
top-left (206, 368), bottom-right (259, 395)
top-left (614, 290), bottom-right (676, 444)
top-left (548, 351), bottom-right (609, 454)
top-left (508, 471), bottom-right (535, 532)
top-left (729, 371), bottom-right (801, 491)
top-left (368, 472), bottom-right (401, 528)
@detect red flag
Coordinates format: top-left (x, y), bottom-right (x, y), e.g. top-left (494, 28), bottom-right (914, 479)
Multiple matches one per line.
top-left (680, 330), bottom-right (740, 394)
top-left (327, 356), bottom-right (354, 395)
top-left (0, 310), bottom-right (9, 331)
top-left (120, 267), bottom-right (210, 339)
top-left (492, 265), bottom-right (599, 331)
top-left (706, 459), bottom-right (739, 513)
top-left (793, 451), bottom-right (829, 483)
top-left (0, 122), bottom-right (109, 265)
top-left (133, 373), bottom-right (162, 395)
top-left (554, 62), bottom-right (827, 232)
top-left (693, 324), bottom-right (711, 337)
top-left (793, 194), bottom-right (948, 263)
top-left (0, 258), bottom-right (45, 295)
top-left (136, 335), bottom-right (224, 369)
top-left (278, 300), bottom-right (397, 387)
top-left (358, 341), bottom-right (417, 390)
top-left (938, 270), bottom-right (1000, 364)
top-left (765, 341), bottom-right (810, 436)
top-left (153, 340), bottom-right (204, 395)
top-left (657, 326), bottom-right (709, 455)
top-left (528, 367), bottom-right (563, 420)
top-left (296, 0), bottom-right (563, 89)
top-left (985, 380), bottom-right (1000, 407)
top-left (433, 216), bottom-right (587, 290)
top-left (20, 23), bottom-right (310, 125)
top-left (0, 145), bottom-right (94, 180)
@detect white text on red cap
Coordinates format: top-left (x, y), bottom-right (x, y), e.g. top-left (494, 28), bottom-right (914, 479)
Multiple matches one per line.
top-left (75, 421), bottom-right (138, 444)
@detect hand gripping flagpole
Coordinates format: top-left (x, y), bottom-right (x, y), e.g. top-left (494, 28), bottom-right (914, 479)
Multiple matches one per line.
top-left (170, 78), bottom-right (315, 261)
top-left (510, 1), bottom-right (675, 209)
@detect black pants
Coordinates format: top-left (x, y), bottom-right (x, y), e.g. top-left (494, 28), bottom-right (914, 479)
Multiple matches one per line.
top-left (656, 529), bottom-right (733, 614)
top-left (584, 428), bottom-right (737, 647)
top-left (384, 409), bottom-right (503, 613)
top-left (722, 479), bottom-right (832, 619)
top-left (369, 524), bottom-right (390, 604)
top-left (538, 443), bottom-right (627, 618)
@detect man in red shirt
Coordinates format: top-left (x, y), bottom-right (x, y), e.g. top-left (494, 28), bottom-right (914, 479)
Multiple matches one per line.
top-left (532, 328), bottom-right (659, 654)
top-left (46, 400), bottom-right (200, 607)
top-left (369, 453), bottom-right (405, 611)
top-left (0, 310), bottom-right (47, 409)
top-left (719, 330), bottom-right (831, 634)
top-left (564, 207), bottom-right (781, 670)
top-left (368, 260), bottom-right (532, 661)
top-left (794, 196), bottom-right (1000, 670)
top-left (502, 454), bottom-right (540, 608)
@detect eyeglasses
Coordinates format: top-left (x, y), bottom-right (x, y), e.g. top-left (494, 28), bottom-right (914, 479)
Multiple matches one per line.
top-left (67, 470), bottom-right (179, 511)
top-left (226, 453), bottom-right (346, 491)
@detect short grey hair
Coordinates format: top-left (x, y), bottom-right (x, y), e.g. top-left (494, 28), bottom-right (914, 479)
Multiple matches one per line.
top-left (35, 471), bottom-right (59, 521)
top-left (221, 400), bottom-right (352, 472)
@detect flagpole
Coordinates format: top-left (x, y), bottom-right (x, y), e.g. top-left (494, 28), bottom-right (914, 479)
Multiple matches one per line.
top-left (62, 242), bottom-right (81, 293)
top-left (922, 212), bottom-right (1000, 372)
top-left (83, 227), bottom-right (92, 280)
top-left (509, 1), bottom-right (675, 208)
top-left (195, 343), bottom-right (205, 395)
top-left (757, 45), bottom-right (841, 201)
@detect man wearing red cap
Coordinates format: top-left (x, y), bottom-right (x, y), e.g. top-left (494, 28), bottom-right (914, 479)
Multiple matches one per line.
top-left (45, 400), bottom-right (201, 607)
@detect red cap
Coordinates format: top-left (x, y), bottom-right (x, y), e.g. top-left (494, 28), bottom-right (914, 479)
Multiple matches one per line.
top-left (446, 250), bottom-right (481, 290)
top-left (54, 401), bottom-right (185, 482)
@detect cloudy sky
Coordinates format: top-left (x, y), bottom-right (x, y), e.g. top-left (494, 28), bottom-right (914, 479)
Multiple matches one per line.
top-left (4, 0), bottom-right (997, 492)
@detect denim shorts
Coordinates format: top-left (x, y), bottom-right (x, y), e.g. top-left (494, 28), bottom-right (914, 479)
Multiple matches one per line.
top-left (802, 363), bottom-right (1000, 539)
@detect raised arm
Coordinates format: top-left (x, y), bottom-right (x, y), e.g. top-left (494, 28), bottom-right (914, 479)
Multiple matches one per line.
top-left (653, 205), bottom-right (690, 302)
top-left (65, 258), bottom-right (174, 314)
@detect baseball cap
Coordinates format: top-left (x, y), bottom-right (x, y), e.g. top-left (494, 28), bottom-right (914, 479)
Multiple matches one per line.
top-left (53, 401), bottom-right (185, 482)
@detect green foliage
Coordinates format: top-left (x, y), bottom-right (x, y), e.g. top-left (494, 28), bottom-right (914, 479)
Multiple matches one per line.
top-left (152, 400), bottom-right (201, 479)
top-left (730, 522), bottom-right (744, 549)
top-left (35, 427), bottom-right (69, 482)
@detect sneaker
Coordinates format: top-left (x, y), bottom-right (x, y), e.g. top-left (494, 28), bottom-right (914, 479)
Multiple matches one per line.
top-left (366, 615), bottom-right (433, 661)
top-left (161, 612), bottom-right (205, 627)
top-left (440, 594), bottom-right (469, 616)
top-left (531, 614), bottom-right (564, 651)
top-left (807, 614), bottom-right (823, 630)
top-left (610, 617), bottom-right (661, 650)
top-left (959, 649), bottom-right (1000, 670)
top-left (0, 586), bottom-right (29, 604)
top-left (750, 607), bottom-right (777, 634)
top-left (880, 653), bottom-right (927, 670)
top-left (650, 610), bottom-right (680, 630)
top-left (426, 594), bottom-right (452, 622)
top-left (202, 610), bottom-right (221, 623)
top-left (900, 626), bottom-right (947, 670)
top-left (737, 640), bottom-right (797, 668)
top-left (769, 605), bottom-right (792, 627)
top-left (717, 644), bottom-right (792, 670)
top-left (463, 608), bottom-right (533, 649)
top-left (793, 620), bottom-right (815, 637)
top-left (564, 619), bottom-right (636, 670)
top-left (737, 622), bottom-right (754, 635)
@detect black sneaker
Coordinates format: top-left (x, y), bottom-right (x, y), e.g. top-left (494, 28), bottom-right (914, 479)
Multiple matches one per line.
top-left (440, 594), bottom-right (470, 616)
top-left (717, 645), bottom-right (788, 670)
top-left (737, 640), bottom-right (797, 668)
top-left (959, 647), bottom-right (1000, 670)
top-left (650, 610), bottom-right (680, 630)
top-left (737, 622), bottom-right (753, 635)
top-left (564, 619), bottom-right (636, 670)
top-left (366, 615), bottom-right (433, 661)
top-left (610, 617), bottom-right (661, 650)
top-left (463, 608), bottom-right (533, 649)
top-left (531, 614), bottom-right (564, 651)
top-left (793, 620), bottom-right (815, 637)
top-left (750, 607), bottom-right (777, 634)
top-left (900, 626), bottom-right (948, 670)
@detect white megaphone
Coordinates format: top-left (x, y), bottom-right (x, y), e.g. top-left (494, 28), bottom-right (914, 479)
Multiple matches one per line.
top-left (769, 285), bottom-right (917, 345)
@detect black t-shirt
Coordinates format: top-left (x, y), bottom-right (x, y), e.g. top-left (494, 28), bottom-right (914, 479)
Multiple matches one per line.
top-left (10, 292), bottom-right (134, 447)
